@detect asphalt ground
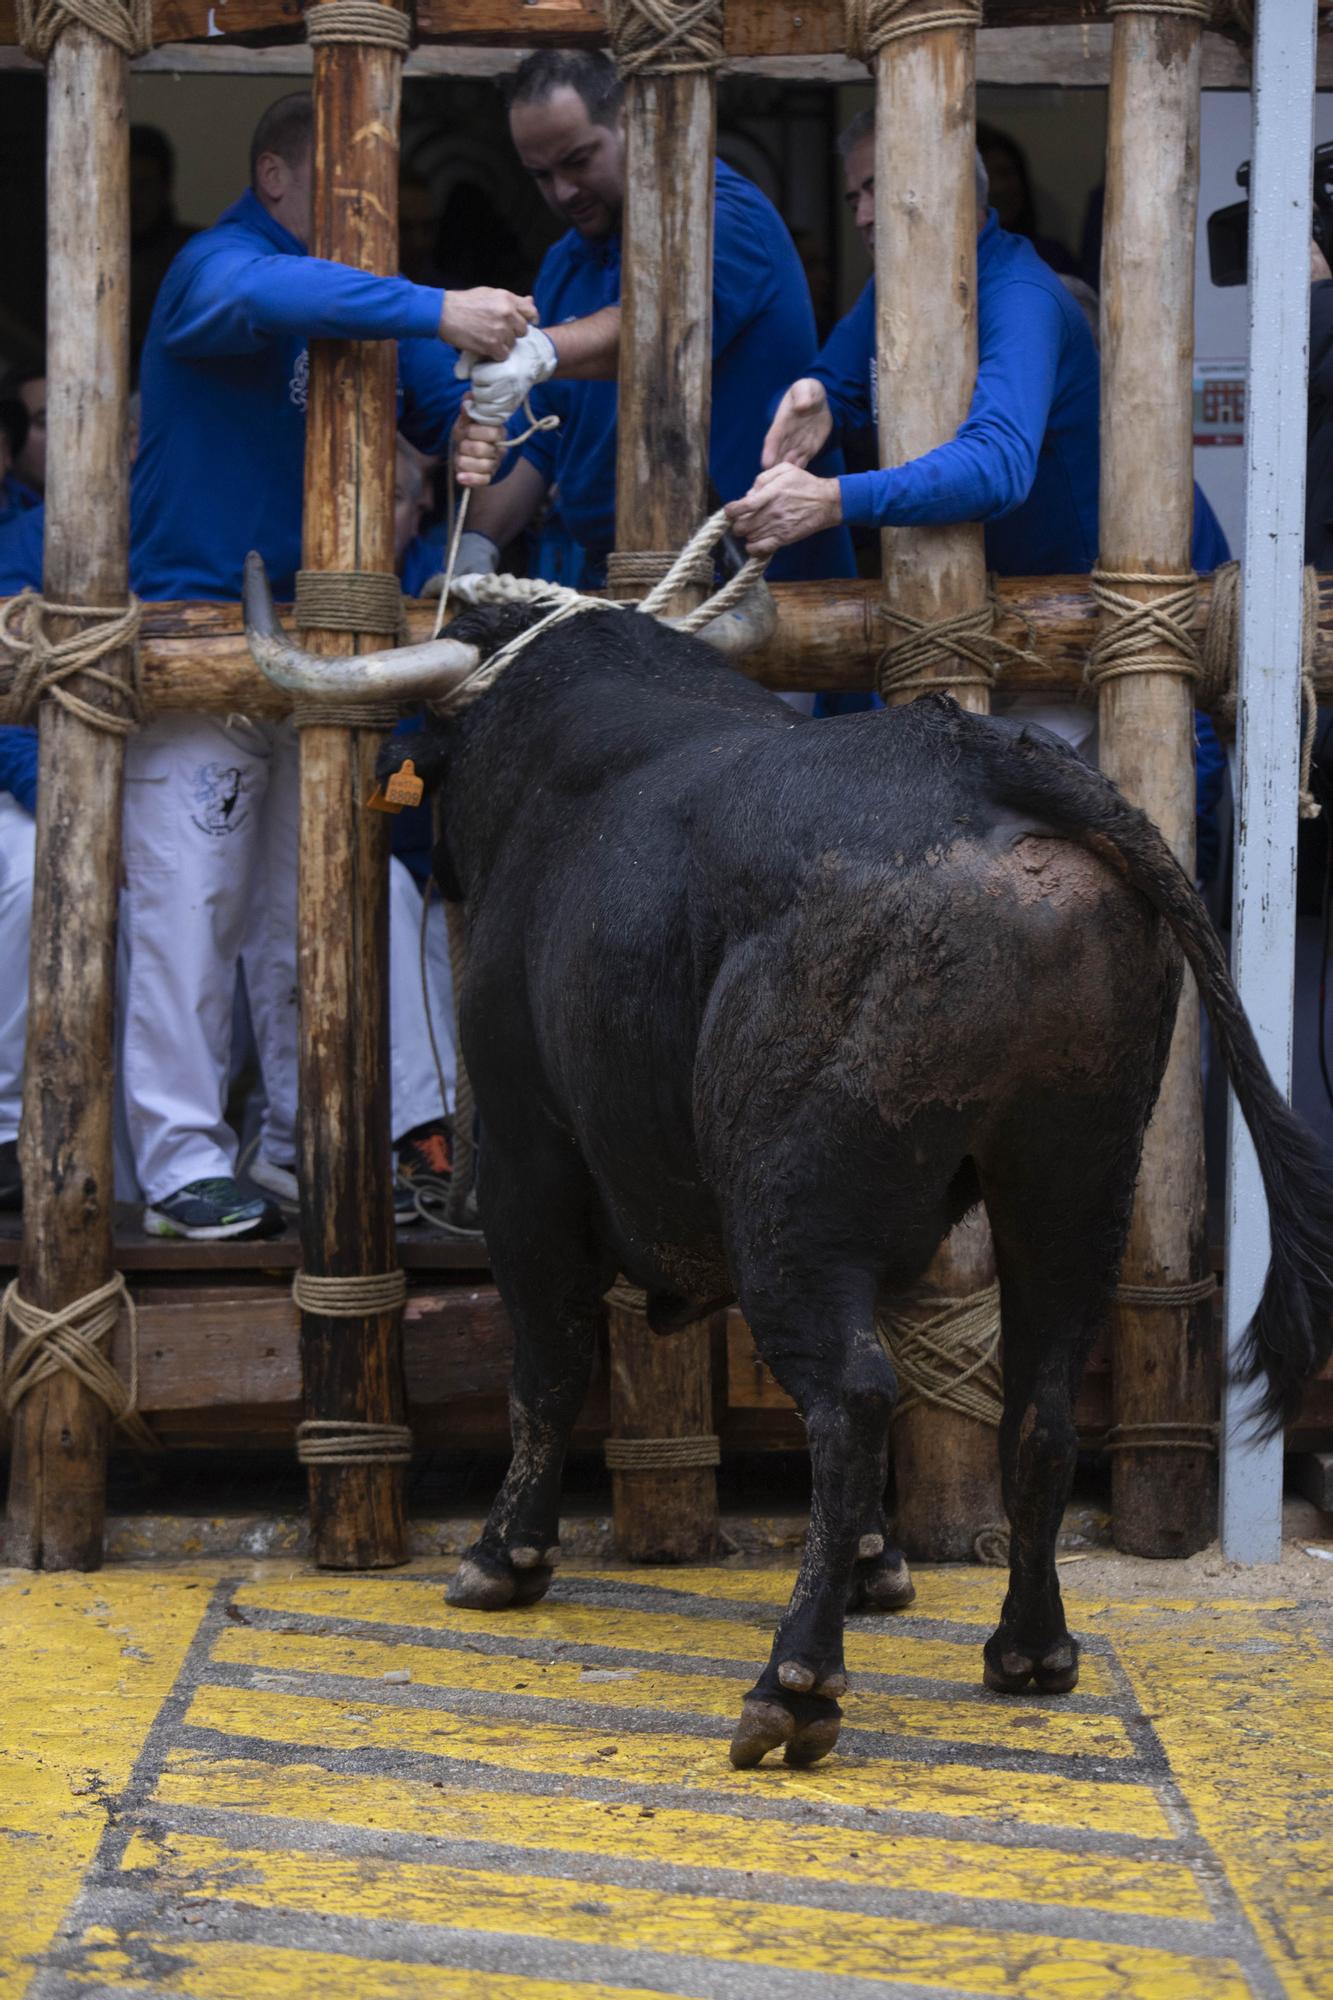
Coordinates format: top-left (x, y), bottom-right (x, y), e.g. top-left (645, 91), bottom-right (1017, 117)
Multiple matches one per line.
top-left (2, 1555), bottom-right (1331, 2000)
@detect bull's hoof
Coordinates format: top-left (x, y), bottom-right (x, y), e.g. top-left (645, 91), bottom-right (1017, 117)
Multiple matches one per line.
top-left (729, 1688), bottom-right (842, 1770)
top-left (846, 1540), bottom-right (916, 1614)
top-left (982, 1634), bottom-right (1080, 1695)
top-left (447, 1546), bottom-right (558, 1611)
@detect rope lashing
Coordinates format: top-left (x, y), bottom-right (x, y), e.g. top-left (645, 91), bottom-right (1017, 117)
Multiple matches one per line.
top-left (17, 0), bottom-right (151, 59)
top-left (1114, 1275), bottom-right (1217, 1308)
top-left (291, 1268), bottom-right (408, 1316)
top-left (1, 1273), bottom-right (159, 1453)
top-left (1199, 559), bottom-right (1322, 820)
top-left (295, 568), bottom-right (405, 641)
top-left (1087, 570), bottom-right (1201, 694)
top-left (605, 1280), bottom-right (650, 1314)
top-left (845, 0), bottom-right (981, 68)
top-left (876, 1282), bottom-right (1003, 1428)
top-left (874, 586), bottom-right (1047, 702)
top-left (606, 549), bottom-right (714, 600)
top-left (973, 1523), bottom-right (1010, 1566)
top-left (0, 591), bottom-right (144, 736)
top-left (1105, 0), bottom-right (1211, 18)
top-left (1102, 1421), bottom-right (1218, 1455)
top-left (291, 701), bottom-right (400, 729)
top-left (604, 1434), bottom-right (721, 1469)
top-left (296, 1418), bottom-right (414, 1464)
top-left (305, 0), bottom-right (412, 47)
top-left (608, 0), bottom-right (724, 76)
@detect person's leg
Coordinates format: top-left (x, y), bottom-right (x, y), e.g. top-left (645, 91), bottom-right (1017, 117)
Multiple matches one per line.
top-left (387, 857), bottom-right (454, 1145)
top-left (0, 791), bottom-right (35, 1205)
top-left (242, 721), bottom-right (300, 1179)
top-left (121, 713), bottom-right (279, 1233)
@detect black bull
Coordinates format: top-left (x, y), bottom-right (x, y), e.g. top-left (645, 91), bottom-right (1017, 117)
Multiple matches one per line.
top-left (348, 594), bottom-right (1333, 1771)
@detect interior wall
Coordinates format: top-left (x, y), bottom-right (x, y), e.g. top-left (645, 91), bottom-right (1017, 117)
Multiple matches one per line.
top-left (127, 76), bottom-right (305, 228)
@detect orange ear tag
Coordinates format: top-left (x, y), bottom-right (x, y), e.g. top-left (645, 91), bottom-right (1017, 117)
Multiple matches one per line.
top-left (365, 758), bottom-right (424, 814)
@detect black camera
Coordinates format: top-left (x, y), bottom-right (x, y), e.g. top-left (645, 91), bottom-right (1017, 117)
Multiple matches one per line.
top-left (1208, 142), bottom-right (1333, 286)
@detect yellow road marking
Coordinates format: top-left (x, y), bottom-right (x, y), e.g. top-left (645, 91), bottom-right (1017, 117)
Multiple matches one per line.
top-left (0, 1572), bottom-right (209, 1996)
top-left (155, 1748), bottom-right (1210, 1920)
top-left (182, 1682), bottom-right (1172, 1839)
top-left (65, 1928), bottom-right (682, 2000)
top-left (212, 1622), bottom-right (1135, 1761)
top-left (229, 1576), bottom-right (1115, 1698)
top-left (1113, 1605), bottom-right (1333, 2000)
top-left (118, 1826), bottom-right (1246, 2000)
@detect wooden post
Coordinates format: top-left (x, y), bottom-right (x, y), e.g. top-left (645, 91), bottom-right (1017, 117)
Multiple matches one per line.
top-left (4, 21), bottom-right (132, 1570)
top-left (605, 4), bottom-right (719, 1560)
top-left (1098, 0), bottom-right (1216, 1557)
top-left (297, 0), bottom-right (410, 1569)
top-left (868, 0), bottom-right (1004, 1561)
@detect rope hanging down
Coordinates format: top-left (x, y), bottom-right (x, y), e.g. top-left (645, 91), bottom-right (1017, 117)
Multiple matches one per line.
top-left (17, 0), bottom-right (151, 59)
top-left (1, 1273), bottom-right (159, 1453)
top-left (845, 0), bottom-right (982, 68)
top-left (305, 0), bottom-right (413, 48)
top-left (607, 0), bottom-right (724, 76)
top-left (0, 592), bottom-right (144, 736)
top-left (876, 1282), bottom-right (1003, 1428)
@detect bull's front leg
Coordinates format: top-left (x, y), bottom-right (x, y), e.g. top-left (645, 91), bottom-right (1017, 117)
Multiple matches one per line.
top-left (730, 1308), bottom-right (897, 1769)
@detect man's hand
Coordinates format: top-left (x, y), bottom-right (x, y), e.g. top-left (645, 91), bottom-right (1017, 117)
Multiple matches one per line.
top-left (457, 326), bottom-right (559, 424)
top-left (453, 408), bottom-right (506, 489)
top-left (761, 378), bottom-right (833, 470)
top-left (725, 463), bottom-right (843, 557)
top-left (440, 288), bottom-right (537, 361)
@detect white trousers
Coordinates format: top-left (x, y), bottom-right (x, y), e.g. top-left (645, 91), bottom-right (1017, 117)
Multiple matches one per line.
top-left (120, 713), bottom-right (299, 1204)
top-left (0, 790), bottom-right (35, 1147)
top-left (388, 855), bottom-right (455, 1139)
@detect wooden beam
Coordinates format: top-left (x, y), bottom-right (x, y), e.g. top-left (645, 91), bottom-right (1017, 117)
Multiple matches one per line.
top-left (5, 24), bottom-right (131, 1573)
top-left (296, 0), bottom-right (410, 1571)
top-left (1098, 4), bottom-right (1216, 1559)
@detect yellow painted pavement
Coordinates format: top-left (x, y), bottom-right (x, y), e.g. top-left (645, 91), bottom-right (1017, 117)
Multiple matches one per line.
top-left (1, 1557), bottom-right (1330, 1999)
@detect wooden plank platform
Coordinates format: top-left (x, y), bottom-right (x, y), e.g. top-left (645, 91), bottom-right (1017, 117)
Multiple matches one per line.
top-left (0, 1208), bottom-right (490, 1272)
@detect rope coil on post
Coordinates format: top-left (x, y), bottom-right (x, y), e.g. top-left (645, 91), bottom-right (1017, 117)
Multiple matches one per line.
top-left (292, 1269), bottom-right (408, 1317)
top-left (1104, 0), bottom-right (1211, 18)
top-left (844, 0), bottom-right (981, 68)
top-left (605, 1279), bottom-right (649, 1314)
top-left (876, 1282), bottom-right (1003, 1428)
top-left (1199, 559), bottom-right (1322, 819)
top-left (1087, 571), bottom-right (1202, 693)
top-left (1103, 1421), bottom-right (1218, 1454)
top-left (1, 1274), bottom-right (159, 1453)
top-left (1114, 1275), bottom-right (1217, 1308)
top-left (874, 587), bottom-right (1048, 702)
top-left (604, 1434), bottom-right (721, 1469)
top-left (607, 0), bottom-right (723, 76)
top-left (295, 569), bottom-right (406, 641)
top-left (16, 0), bottom-right (151, 59)
top-left (296, 1419), bottom-right (414, 1464)
top-left (606, 549), bottom-right (714, 599)
top-left (304, 0), bottom-right (413, 47)
top-left (0, 592), bottom-right (144, 735)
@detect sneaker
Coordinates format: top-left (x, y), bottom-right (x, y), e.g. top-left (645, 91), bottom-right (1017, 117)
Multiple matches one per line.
top-left (144, 1177), bottom-right (285, 1242)
top-left (248, 1154), bottom-right (300, 1213)
top-left (397, 1121), bottom-right (453, 1185)
top-left (0, 1138), bottom-right (20, 1212)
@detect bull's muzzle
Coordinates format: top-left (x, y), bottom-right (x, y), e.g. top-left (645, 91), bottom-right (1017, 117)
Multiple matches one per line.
top-left (242, 551), bottom-right (482, 704)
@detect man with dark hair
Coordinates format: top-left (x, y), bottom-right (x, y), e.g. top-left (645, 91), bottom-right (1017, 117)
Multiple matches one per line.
top-left (122, 91), bottom-right (535, 1239)
top-left (452, 50), bottom-right (853, 590)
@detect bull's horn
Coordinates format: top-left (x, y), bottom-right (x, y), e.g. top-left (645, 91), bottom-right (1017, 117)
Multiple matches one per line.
top-left (242, 552), bottom-right (481, 701)
top-left (669, 576), bottom-right (777, 659)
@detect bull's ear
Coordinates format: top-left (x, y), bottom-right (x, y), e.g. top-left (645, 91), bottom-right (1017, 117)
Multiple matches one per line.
top-left (375, 717), bottom-right (450, 793)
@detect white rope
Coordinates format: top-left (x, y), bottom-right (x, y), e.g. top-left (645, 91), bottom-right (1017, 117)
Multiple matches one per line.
top-left (430, 387), bottom-right (561, 643)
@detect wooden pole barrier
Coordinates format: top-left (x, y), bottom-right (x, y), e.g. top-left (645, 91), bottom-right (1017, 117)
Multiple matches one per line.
top-left (5, 570), bottom-right (1330, 720)
top-left (296, 0), bottom-right (410, 1569)
top-left (604, 0), bottom-right (720, 1561)
top-left (865, 0), bottom-right (1005, 1561)
top-left (4, 18), bottom-right (134, 1570)
top-left (1098, 0), bottom-right (1216, 1557)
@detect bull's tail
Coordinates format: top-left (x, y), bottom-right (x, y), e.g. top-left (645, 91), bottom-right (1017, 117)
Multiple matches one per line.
top-left (978, 713), bottom-right (1333, 1438)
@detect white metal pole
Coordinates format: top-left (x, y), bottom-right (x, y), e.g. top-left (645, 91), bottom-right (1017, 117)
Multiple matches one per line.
top-left (1221, 0), bottom-right (1318, 1562)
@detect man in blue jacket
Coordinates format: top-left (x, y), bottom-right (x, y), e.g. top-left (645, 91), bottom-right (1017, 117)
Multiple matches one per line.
top-left (450, 51), bottom-right (854, 591)
top-left (123, 92), bottom-right (536, 1240)
top-left (0, 726), bottom-right (36, 1210)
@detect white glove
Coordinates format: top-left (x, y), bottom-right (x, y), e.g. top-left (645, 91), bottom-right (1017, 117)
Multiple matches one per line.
top-left (455, 326), bottom-right (557, 424)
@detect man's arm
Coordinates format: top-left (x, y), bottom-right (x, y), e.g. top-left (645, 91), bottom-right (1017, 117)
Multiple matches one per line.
top-left (463, 456), bottom-right (552, 552)
top-left (545, 305), bottom-right (621, 380)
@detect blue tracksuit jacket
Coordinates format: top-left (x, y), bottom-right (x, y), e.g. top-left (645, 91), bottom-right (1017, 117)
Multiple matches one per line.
top-left (131, 190), bottom-right (470, 602)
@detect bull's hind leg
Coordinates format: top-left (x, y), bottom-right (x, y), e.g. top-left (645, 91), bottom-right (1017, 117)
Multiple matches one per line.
top-left (975, 1094), bottom-right (1146, 1695)
top-left (448, 1139), bottom-right (612, 1612)
top-left (727, 1268), bottom-right (897, 1769)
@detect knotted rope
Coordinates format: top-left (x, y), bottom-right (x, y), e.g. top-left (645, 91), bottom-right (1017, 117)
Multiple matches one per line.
top-left (305, 0), bottom-right (412, 47)
top-left (296, 1418), bottom-right (414, 1464)
top-left (1, 1273), bottom-right (158, 1453)
top-left (845, 0), bottom-right (981, 68)
top-left (17, 0), bottom-right (151, 59)
top-left (607, 0), bottom-right (724, 76)
top-left (877, 1282), bottom-right (1003, 1428)
top-left (291, 1268), bottom-right (407, 1317)
top-left (1087, 570), bottom-right (1201, 697)
top-left (875, 587), bottom-right (1047, 702)
top-left (1199, 559), bottom-right (1322, 820)
top-left (0, 591), bottom-right (144, 736)
top-left (604, 1434), bottom-right (721, 1469)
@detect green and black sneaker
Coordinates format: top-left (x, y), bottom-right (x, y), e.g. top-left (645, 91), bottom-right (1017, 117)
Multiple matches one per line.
top-left (144, 1176), bottom-right (284, 1242)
